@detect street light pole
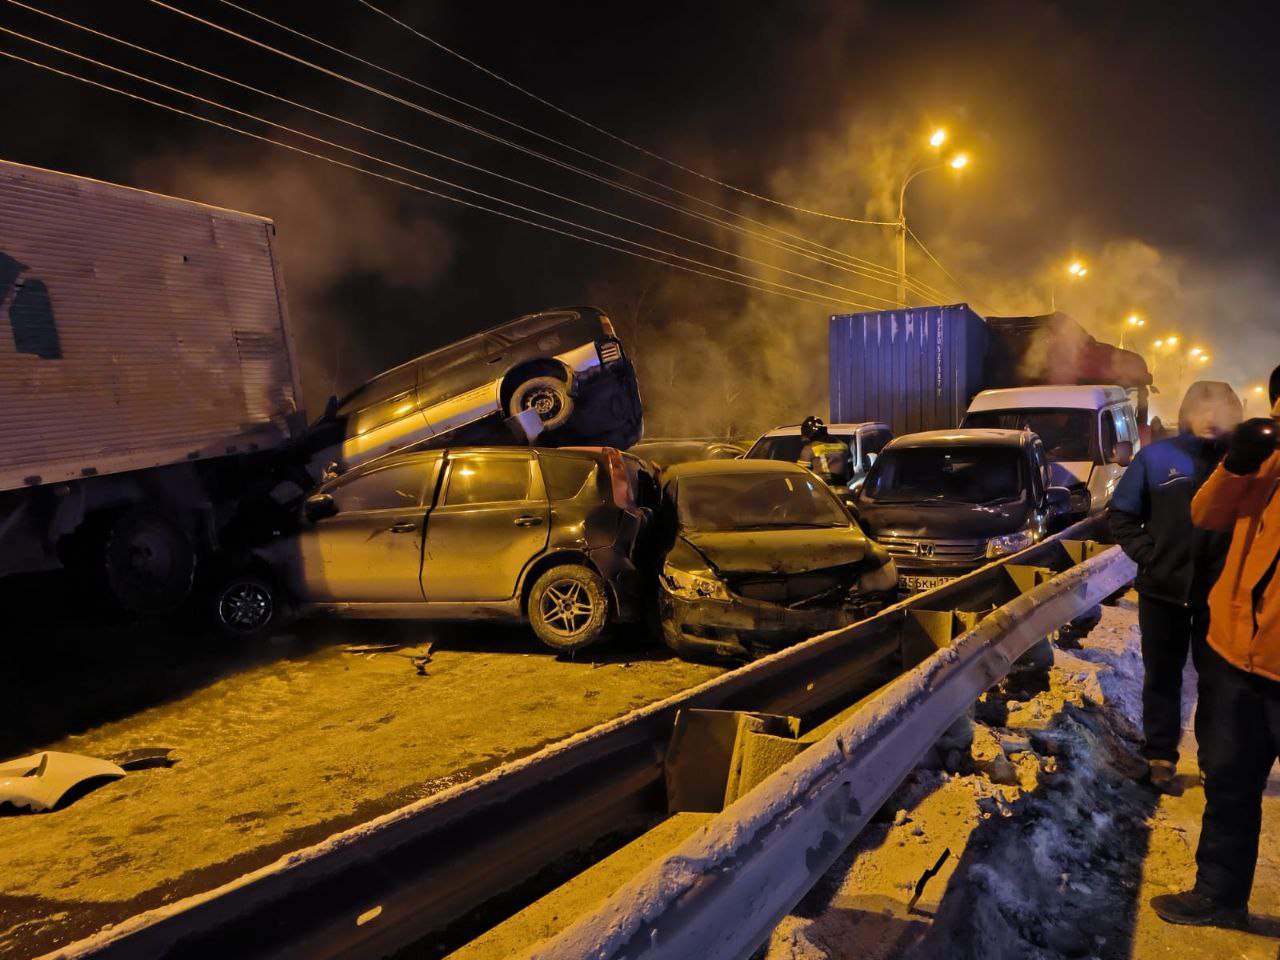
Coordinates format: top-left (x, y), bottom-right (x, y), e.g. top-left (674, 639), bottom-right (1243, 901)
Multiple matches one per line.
top-left (896, 155), bottom-right (967, 308)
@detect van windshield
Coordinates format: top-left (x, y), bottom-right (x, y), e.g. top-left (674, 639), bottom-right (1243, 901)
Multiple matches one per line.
top-left (961, 408), bottom-right (1097, 462)
top-left (861, 447), bottom-right (1026, 505)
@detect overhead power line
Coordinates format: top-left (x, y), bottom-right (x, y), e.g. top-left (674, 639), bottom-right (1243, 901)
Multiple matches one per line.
top-left (353, 0), bottom-right (899, 227)
top-left (905, 224), bottom-right (992, 313)
top-left (0, 43), bottom-right (877, 311)
top-left (1, 3), bottom-right (906, 308)
top-left (0, 19), bottom-right (897, 310)
top-left (179, 0), bottom-right (947, 302)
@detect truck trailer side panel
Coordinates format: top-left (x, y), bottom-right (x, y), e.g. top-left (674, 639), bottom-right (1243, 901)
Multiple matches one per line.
top-left (829, 304), bottom-right (987, 434)
top-left (0, 159), bottom-right (302, 491)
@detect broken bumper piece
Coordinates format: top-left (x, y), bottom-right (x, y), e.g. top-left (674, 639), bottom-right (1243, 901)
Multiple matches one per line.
top-left (659, 589), bottom-right (892, 660)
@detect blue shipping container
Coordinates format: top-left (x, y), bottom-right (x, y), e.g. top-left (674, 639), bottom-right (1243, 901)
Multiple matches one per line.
top-left (829, 304), bottom-right (987, 434)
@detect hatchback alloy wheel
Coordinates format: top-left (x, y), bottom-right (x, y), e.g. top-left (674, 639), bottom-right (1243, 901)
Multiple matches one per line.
top-left (527, 564), bottom-right (609, 652)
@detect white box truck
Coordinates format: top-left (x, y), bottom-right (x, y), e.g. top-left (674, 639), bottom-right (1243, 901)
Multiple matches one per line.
top-left (0, 159), bottom-right (305, 612)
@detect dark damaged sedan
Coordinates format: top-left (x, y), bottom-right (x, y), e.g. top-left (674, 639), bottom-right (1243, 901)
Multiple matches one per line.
top-left (656, 460), bottom-right (897, 659)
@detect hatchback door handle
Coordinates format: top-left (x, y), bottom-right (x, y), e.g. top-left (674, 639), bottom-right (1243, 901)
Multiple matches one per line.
top-left (389, 520), bottom-right (418, 533)
top-left (514, 515), bottom-right (543, 527)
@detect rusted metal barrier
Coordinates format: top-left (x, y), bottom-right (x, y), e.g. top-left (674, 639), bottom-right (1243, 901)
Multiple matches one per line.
top-left (42, 519), bottom-right (1127, 960)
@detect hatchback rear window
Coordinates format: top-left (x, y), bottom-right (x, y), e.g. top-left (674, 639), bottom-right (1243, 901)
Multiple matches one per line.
top-left (539, 455), bottom-right (597, 500)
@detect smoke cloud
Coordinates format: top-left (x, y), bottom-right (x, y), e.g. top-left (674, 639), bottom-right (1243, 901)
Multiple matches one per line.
top-left (132, 145), bottom-right (455, 415)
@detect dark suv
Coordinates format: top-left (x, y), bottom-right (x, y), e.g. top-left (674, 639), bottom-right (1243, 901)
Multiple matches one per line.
top-left (852, 429), bottom-right (1074, 593)
top-left (311, 307), bottom-right (642, 472)
top-left (213, 447), bottom-right (650, 651)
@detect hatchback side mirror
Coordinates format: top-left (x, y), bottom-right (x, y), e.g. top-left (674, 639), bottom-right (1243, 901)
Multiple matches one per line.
top-left (1111, 440), bottom-right (1134, 467)
top-left (304, 492), bottom-right (338, 522)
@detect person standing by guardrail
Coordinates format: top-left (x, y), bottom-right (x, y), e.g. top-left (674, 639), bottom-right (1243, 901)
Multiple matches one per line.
top-left (1151, 364), bottom-right (1280, 929)
top-left (1108, 382), bottom-right (1241, 790)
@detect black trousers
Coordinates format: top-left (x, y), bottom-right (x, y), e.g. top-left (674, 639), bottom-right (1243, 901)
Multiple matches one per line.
top-left (1137, 595), bottom-right (1208, 763)
top-left (1194, 641), bottom-right (1280, 907)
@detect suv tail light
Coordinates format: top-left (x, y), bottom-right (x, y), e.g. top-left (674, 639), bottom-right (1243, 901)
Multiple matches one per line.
top-left (597, 340), bottom-right (623, 364)
top-left (602, 447), bottom-right (636, 512)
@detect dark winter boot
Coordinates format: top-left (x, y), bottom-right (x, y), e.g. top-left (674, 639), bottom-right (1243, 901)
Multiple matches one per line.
top-left (1146, 759), bottom-right (1176, 790)
top-left (1150, 890), bottom-right (1248, 928)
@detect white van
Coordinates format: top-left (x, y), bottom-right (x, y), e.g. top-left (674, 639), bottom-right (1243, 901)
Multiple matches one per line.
top-left (960, 385), bottom-right (1139, 515)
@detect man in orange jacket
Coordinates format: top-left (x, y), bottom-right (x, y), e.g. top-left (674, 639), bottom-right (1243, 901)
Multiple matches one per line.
top-left (1151, 364), bottom-right (1280, 928)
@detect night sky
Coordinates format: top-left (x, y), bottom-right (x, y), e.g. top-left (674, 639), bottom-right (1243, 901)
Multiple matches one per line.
top-left (3, 0), bottom-right (1278, 426)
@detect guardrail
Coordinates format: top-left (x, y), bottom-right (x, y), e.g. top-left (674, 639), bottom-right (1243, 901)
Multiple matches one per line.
top-left (521, 540), bottom-right (1135, 959)
top-left (43, 518), bottom-right (1128, 960)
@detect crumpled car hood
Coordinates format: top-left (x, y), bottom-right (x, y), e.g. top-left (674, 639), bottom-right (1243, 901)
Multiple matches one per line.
top-left (684, 526), bottom-right (867, 575)
top-left (0, 751), bottom-right (126, 813)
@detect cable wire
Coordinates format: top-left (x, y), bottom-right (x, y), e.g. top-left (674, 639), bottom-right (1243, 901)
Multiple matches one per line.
top-left (0, 25), bottom-right (892, 310)
top-left (2, 2), bottom-right (906, 308)
top-left (0, 45), bottom-right (869, 311)
top-left (181, 0), bottom-right (944, 300)
top-left (352, 0), bottom-right (901, 227)
top-left (905, 224), bottom-right (967, 298)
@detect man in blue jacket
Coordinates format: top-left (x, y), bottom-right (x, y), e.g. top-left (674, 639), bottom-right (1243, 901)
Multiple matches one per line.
top-left (1108, 382), bottom-right (1241, 789)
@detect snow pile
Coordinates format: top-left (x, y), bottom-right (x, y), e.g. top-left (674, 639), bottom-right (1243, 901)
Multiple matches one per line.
top-left (768, 601), bottom-right (1158, 960)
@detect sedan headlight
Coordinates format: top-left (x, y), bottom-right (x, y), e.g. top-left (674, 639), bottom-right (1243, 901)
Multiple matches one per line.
top-left (986, 530), bottom-right (1036, 559)
top-left (662, 563), bottom-right (732, 602)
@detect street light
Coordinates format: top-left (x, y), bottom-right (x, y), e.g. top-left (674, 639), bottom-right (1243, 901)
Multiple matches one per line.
top-left (896, 129), bottom-right (970, 307)
top-left (1050, 260), bottom-right (1088, 310)
top-left (1119, 313), bottom-right (1145, 349)
top-left (1189, 346), bottom-right (1203, 358)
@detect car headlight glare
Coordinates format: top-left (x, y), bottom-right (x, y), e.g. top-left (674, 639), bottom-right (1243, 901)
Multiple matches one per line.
top-left (986, 530), bottom-right (1036, 559)
top-left (662, 563), bottom-right (732, 601)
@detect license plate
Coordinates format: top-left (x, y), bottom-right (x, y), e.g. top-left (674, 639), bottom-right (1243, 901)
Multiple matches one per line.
top-left (901, 574), bottom-right (956, 593)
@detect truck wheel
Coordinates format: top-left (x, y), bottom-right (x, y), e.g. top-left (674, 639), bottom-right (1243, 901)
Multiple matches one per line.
top-left (103, 509), bottom-right (196, 614)
top-left (527, 565), bottom-right (608, 652)
top-left (213, 573), bottom-right (278, 640)
top-left (509, 376), bottom-right (574, 430)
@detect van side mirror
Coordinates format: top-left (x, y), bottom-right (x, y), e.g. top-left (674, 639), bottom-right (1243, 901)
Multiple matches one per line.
top-left (1045, 486), bottom-right (1073, 515)
top-left (304, 492), bottom-right (338, 522)
top-left (1112, 440), bottom-right (1134, 467)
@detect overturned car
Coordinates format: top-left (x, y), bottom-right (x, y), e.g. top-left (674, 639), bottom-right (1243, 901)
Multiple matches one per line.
top-left (306, 306), bottom-right (643, 475)
top-left (655, 460), bottom-right (897, 660)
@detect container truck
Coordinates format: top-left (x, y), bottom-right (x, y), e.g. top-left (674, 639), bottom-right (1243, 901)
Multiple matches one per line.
top-left (829, 304), bottom-right (1152, 434)
top-left (0, 159), bottom-right (305, 613)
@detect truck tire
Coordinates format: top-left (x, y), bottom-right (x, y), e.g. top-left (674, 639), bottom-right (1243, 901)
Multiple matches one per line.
top-left (102, 508), bottom-right (196, 614)
top-left (527, 564), bottom-right (608, 652)
top-left (213, 572), bottom-right (278, 641)
top-left (509, 376), bottom-right (574, 431)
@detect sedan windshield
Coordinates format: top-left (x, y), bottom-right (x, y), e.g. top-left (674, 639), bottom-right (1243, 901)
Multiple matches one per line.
top-left (961, 408), bottom-right (1097, 462)
top-left (860, 447), bottom-right (1027, 504)
top-left (674, 472), bottom-right (850, 532)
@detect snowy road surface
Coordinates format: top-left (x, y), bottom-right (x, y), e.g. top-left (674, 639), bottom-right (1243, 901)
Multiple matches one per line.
top-left (766, 599), bottom-right (1280, 960)
top-left (0, 586), bottom-right (723, 959)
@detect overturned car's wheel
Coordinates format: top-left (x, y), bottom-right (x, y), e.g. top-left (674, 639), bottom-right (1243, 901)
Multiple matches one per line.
top-left (527, 565), bottom-right (608, 652)
top-left (213, 573), bottom-right (278, 640)
top-left (509, 375), bottom-right (574, 430)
